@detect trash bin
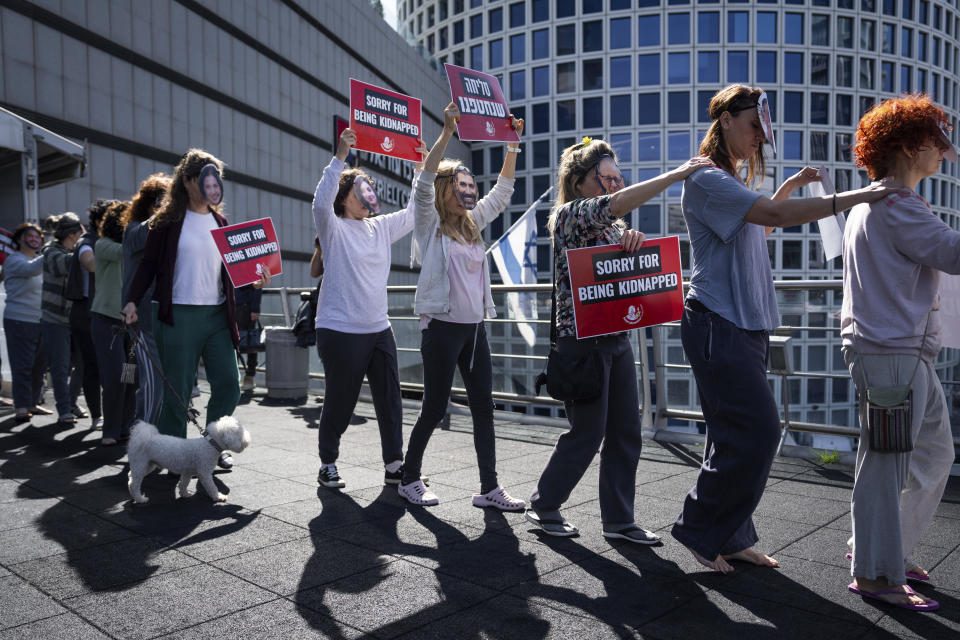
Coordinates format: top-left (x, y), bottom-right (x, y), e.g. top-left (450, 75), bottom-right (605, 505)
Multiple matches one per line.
top-left (264, 326), bottom-right (309, 401)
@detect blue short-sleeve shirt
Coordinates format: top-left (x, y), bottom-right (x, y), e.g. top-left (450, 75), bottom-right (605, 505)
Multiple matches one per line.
top-left (681, 167), bottom-right (780, 331)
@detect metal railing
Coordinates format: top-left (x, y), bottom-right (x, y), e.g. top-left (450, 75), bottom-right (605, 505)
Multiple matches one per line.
top-left (259, 281), bottom-right (960, 457)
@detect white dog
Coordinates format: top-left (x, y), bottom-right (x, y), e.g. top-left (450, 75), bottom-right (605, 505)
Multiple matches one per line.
top-left (127, 417), bottom-right (251, 504)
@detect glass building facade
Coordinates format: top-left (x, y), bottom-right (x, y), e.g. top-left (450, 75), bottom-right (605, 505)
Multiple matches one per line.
top-left (399, 0), bottom-right (960, 437)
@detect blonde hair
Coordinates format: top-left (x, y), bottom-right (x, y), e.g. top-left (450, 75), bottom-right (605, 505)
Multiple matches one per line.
top-left (546, 138), bottom-right (619, 234)
top-left (434, 159), bottom-right (482, 245)
top-left (699, 84), bottom-right (767, 188)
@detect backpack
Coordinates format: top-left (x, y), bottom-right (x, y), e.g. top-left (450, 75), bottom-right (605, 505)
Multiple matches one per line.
top-left (291, 280), bottom-right (321, 348)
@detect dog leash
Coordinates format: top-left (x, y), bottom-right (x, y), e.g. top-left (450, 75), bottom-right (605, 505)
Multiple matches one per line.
top-left (111, 323), bottom-right (206, 438)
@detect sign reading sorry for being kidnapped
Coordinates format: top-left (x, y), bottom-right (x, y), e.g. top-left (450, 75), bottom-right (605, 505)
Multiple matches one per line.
top-left (349, 78), bottom-right (422, 162)
top-left (566, 236), bottom-right (684, 339)
top-left (210, 217), bottom-right (283, 288)
top-left (444, 64), bottom-right (520, 143)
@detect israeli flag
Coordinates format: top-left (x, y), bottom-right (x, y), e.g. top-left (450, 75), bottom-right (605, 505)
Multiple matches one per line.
top-left (487, 186), bottom-right (553, 347)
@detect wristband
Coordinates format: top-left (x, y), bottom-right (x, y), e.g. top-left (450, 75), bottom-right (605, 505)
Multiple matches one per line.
top-left (506, 145), bottom-right (521, 153)
top-left (832, 193), bottom-right (837, 216)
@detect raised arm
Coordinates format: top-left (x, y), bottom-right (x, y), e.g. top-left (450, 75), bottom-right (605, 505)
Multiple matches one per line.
top-left (609, 157), bottom-right (715, 218)
top-left (423, 102), bottom-right (459, 174)
top-left (498, 115), bottom-right (524, 179)
top-left (312, 129), bottom-right (352, 241)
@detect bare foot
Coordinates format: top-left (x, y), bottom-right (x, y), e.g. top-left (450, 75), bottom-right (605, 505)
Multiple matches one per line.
top-left (723, 547), bottom-right (779, 568)
top-left (906, 564), bottom-right (930, 579)
top-left (690, 548), bottom-right (735, 574)
top-left (854, 577), bottom-right (935, 608)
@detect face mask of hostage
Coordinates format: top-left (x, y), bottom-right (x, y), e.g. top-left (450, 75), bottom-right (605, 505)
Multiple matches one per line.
top-left (353, 176), bottom-right (381, 214)
top-left (198, 164), bottom-right (224, 206)
top-left (452, 166), bottom-right (479, 209)
top-left (757, 91), bottom-right (777, 156)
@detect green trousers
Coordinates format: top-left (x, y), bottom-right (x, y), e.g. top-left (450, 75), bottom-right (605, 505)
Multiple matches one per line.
top-left (153, 304), bottom-right (240, 438)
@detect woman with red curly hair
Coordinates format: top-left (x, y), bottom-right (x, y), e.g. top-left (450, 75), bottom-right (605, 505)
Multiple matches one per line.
top-left (842, 94), bottom-right (959, 612)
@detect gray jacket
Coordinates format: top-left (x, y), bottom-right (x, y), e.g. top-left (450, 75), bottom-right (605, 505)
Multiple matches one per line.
top-left (410, 172), bottom-right (514, 319)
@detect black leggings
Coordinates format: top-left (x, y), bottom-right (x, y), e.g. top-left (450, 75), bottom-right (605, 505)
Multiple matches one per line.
top-left (402, 320), bottom-right (497, 492)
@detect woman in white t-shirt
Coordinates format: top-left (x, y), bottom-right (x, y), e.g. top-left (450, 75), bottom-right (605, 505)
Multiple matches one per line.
top-left (123, 150), bottom-right (269, 458)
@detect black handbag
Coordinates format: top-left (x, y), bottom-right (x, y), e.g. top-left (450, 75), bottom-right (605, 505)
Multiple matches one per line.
top-left (534, 268), bottom-right (603, 402)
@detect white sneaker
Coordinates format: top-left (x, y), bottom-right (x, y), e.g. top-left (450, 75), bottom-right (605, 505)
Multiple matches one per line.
top-left (472, 486), bottom-right (526, 511)
top-left (398, 480), bottom-right (439, 506)
top-left (241, 376), bottom-right (255, 392)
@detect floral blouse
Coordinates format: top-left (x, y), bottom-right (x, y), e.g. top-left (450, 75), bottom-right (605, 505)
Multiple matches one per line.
top-left (552, 195), bottom-right (624, 338)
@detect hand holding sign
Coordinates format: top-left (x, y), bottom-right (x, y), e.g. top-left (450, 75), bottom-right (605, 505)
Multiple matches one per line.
top-left (443, 102), bottom-right (461, 133)
top-left (251, 264), bottom-right (271, 289)
top-left (510, 114), bottom-right (524, 137)
top-left (336, 128), bottom-right (357, 162)
top-left (619, 229), bottom-right (645, 253)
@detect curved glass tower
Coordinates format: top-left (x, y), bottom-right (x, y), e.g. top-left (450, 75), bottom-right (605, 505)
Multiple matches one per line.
top-left (399, 0), bottom-right (960, 437)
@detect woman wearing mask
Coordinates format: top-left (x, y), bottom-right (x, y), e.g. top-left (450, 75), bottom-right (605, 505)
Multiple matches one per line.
top-left (123, 150), bottom-right (269, 465)
top-left (3, 223), bottom-right (45, 422)
top-left (673, 84), bottom-right (893, 573)
top-left (841, 94), bottom-right (959, 612)
top-left (398, 103), bottom-right (524, 509)
top-left (311, 128), bottom-right (430, 489)
top-left (526, 139), bottom-right (711, 541)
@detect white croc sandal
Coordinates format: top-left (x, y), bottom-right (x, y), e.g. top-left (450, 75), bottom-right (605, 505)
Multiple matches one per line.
top-left (472, 486), bottom-right (526, 511)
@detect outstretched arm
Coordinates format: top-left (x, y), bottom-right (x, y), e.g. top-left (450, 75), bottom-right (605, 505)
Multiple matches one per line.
top-left (608, 157), bottom-right (715, 218)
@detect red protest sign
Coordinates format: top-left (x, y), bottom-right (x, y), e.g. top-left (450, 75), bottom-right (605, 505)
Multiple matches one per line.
top-left (0, 228), bottom-right (14, 265)
top-left (349, 78), bottom-right (422, 162)
top-left (210, 217), bottom-right (283, 288)
top-left (566, 236), bottom-right (684, 339)
top-left (444, 63), bottom-right (519, 143)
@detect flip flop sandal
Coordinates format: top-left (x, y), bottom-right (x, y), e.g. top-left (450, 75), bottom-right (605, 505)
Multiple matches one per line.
top-left (525, 510), bottom-right (579, 537)
top-left (848, 583), bottom-right (939, 612)
top-left (846, 553), bottom-right (931, 582)
top-left (602, 525), bottom-right (662, 545)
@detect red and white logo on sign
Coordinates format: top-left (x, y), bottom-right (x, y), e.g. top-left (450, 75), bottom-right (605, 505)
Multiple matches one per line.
top-left (623, 305), bottom-right (643, 325)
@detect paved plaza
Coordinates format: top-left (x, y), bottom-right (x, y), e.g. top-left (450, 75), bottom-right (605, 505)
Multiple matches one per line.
top-left (1, 384), bottom-right (958, 639)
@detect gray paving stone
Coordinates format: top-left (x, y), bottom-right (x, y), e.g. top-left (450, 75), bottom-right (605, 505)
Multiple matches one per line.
top-left (157, 597), bottom-right (366, 639)
top-left (636, 588), bottom-right (875, 640)
top-left (0, 574), bottom-right (65, 629)
top-left (216, 533), bottom-right (395, 596)
top-left (0, 496), bottom-right (62, 531)
top-left (215, 476), bottom-right (324, 510)
top-left (508, 552), bottom-right (703, 628)
top-left (0, 479), bottom-right (45, 504)
top-left (148, 509), bottom-right (307, 562)
top-left (294, 558), bottom-right (495, 638)
top-left (753, 490), bottom-right (851, 526)
top-left (403, 593), bottom-right (631, 639)
top-left (68, 564), bottom-right (275, 640)
top-left (0, 503), bottom-right (136, 565)
top-left (0, 612), bottom-right (109, 639)
top-left (10, 537), bottom-right (198, 600)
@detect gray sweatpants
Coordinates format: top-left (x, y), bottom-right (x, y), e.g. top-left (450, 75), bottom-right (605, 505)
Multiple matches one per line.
top-left (844, 349), bottom-right (955, 586)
